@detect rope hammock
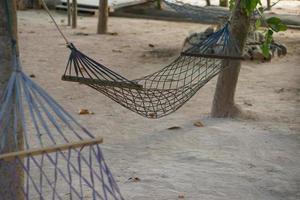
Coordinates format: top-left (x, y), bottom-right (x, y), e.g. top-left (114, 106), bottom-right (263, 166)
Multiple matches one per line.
top-left (27, 0), bottom-right (243, 119)
top-left (62, 22), bottom-right (242, 119)
top-left (1, 1), bottom-right (123, 199)
top-left (162, 0), bottom-right (230, 21)
top-left (0, 54), bottom-right (124, 200)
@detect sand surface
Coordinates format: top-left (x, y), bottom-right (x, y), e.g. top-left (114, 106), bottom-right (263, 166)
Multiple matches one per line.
top-left (16, 10), bottom-right (300, 200)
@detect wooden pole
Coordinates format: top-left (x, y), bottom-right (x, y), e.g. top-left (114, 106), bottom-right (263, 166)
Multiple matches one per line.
top-left (97, 0), bottom-right (108, 34)
top-left (206, 0), bottom-right (211, 6)
top-left (0, 0), bottom-right (24, 199)
top-left (72, 0), bottom-right (77, 28)
top-left (67, 0), bottom-right (71, 26)
top-left (0, 137), bottom-right (103, 162)
top-left (267, 0), bottom-right (271, 10)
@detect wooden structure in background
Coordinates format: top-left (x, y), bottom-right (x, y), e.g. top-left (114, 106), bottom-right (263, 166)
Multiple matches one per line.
top-left (97, 0), bottom-right (108, 34)
top-left (72, 0), bottom-right (77, 28)
top-left (206, 0), bottom-right (211, 6)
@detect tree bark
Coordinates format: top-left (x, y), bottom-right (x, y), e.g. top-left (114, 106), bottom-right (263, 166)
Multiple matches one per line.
top-left (97, 0), bottom-right (108, 34)
top-left (211, 0), bottom-right (251, 118)
top-left (72, 0), bottom-right (77, 29)
top-left (0, 1), bottom-right (24, 199)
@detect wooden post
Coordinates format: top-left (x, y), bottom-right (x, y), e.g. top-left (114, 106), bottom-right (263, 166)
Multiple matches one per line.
top-left (72, 0), bottom-right (77, 29)
top-left (97, 0), bottom-right (108, 34)
top-left (0, 0), bottom-right (24, 199)
top-left (67, 0), bottom-right (71, 26)
top-left (267, 0), bottom-right (271, 10)
top-left (206, 0), bottom-right (211, 6)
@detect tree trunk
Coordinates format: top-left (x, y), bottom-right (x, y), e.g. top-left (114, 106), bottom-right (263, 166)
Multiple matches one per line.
top-left (72, 0), bottom-right (77, 29)
top-left (211, 0), bottom-right (251, 118)
top-left (97, 0), bottom-right (108, 34)
top-left (206, 0), bottom-right (211, 6)
top-left (219, 0), bottom-right (228, 7)
top-left (0, 1), bottom-right (24, 199)
top-left (266, 0), bottom-right (271, 10)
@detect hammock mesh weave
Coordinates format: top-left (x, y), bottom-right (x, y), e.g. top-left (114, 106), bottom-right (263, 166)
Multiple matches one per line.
top-left (62, 24), bottom-right (242, 119)
top-left (162, 0), bottom-right (229, 21)
top-left (63, 45), bottom-right (222, 119)
top-left (0, 55), bottom-right (124, 200)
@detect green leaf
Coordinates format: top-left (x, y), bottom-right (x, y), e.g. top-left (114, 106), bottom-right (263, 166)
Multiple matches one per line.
top-left (261, 42), bottom-right (270, 58)
top-left (255, 19), bottom-right (262, 29)
top-left (267, 17), bottom-right (281, 24)
top-left (266, 17), bottom-right (287, 32)
top-left (242, 0), bottom-right (262, 15)
top-left (229, 0), bottom-right (236, 10)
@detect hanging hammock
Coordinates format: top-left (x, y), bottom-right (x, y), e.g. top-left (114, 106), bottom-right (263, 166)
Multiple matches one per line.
top-left (27, 0), bottom-right (243, 119)
top-left (0, 54), bottom-right (124, 200)
top-left (62, 43), bottom-right (222, 119)
top-left (62, 22), bottom-right (242, 119)
top-left (162, 0), bottom-right (230, 22)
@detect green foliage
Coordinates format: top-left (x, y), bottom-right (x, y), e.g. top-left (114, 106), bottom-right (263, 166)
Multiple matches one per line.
top-left (229, 0), bottom-right (287, 58)
top-left (229, 0), bottom-right (236, 10)
top-left (261, 29), bottom-right (273, 57)
top-left (266, 17), bottom-right (287, 32)
top-left (241, 0), bottom-right (262, 15)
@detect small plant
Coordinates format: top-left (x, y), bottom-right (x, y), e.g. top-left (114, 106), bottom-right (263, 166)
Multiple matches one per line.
top-left (230, 0), bottom-right (287, 58)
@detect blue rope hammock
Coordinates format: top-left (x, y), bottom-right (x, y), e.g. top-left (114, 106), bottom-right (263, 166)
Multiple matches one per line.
top-left (0, 53), bottom-right (124, 200)
top-left (0, 0), bottom-right (124, 199)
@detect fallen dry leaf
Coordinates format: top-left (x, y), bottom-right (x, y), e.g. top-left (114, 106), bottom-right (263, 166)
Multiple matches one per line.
top-left (112, 49), bottom-right (122, 53)
top-left (193, 121), bottom-right (204, 127)
top-left (168, 126), bottom-right (181, 130)
top-left (78, 109), bottom-right (94, 115)
top-left (178, 193), bottom-right (184, 199)
top-left (148, 112), bottom-right (156, 118)
top-left (108, 32), bottom-right (118, 36)
top-left (74, 32), bottom-right (89, 36)
top-left (128, 176), bottom-right (141, 182)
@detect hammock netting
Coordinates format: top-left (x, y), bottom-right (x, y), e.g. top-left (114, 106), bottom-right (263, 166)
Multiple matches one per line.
top-left (181, 23), bottom-right (243, 59)
top-left (63, 45), bottom-right (222, 119)
top-left (162, 0), bottom-right (230, 21)
top-left (0, 55), bottom-right (124, 200)
top-left (62, 24), bottom-right (241, 119)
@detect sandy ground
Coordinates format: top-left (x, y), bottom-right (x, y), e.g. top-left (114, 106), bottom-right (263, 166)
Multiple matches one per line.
top-left (17, 10), bottom-right (300, 200)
